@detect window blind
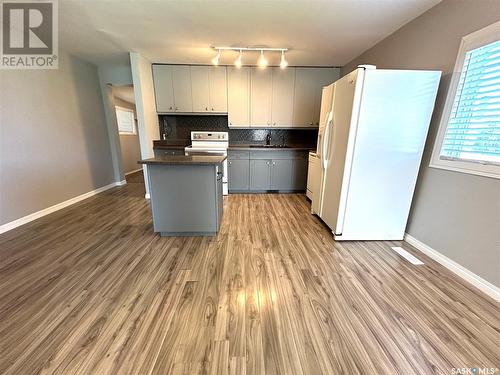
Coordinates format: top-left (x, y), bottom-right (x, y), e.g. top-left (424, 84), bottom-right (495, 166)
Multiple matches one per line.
top-left (115, 107), bottom-right (135, 134)
top-left (440, 40), bottom-right (500, 165)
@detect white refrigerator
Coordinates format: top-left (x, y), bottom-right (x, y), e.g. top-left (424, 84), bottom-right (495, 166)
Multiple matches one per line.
top-left (312, 67), bottom-right (441, 241)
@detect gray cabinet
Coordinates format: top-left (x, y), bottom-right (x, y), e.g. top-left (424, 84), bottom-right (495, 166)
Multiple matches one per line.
top-left (228, 159), bottom-right (250, 191)
top-left (154, 148), bottom-right (185, 157)
top-left (291, 157), bottom-right (308, 190)
top-left (250, 160), bottom-right (270, 190)
top-left (270, 159), bottom-right (292, 190)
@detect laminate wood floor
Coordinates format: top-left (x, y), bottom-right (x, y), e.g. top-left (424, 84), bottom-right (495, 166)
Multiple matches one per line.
top-left (0, 180), bottom-right (498, 374)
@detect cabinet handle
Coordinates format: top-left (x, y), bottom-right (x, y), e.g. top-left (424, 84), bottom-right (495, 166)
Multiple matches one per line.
top-left (272, 162), bottom-right (276, 166)
top-left (229, 161), bottom-right (232, 165)
top-left (309, 122), bottom-right (313, 126)
top-left (266, 161), bottom-right (270, 165)
top-left (212, 108), bottom-right (214, 111)
top-left (175, 107), bottom-right (179, 111)
top-left (169, 106), bottom-right (173, 110)
top-left (205, 107), bottom-right (208, 111)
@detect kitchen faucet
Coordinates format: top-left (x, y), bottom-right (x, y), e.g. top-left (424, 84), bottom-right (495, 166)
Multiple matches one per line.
top-left (266, 132), bottom-right (272, 146)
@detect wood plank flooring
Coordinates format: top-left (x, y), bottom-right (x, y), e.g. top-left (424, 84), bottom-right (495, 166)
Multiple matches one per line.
top-left (0, 178), bottom-right (499, 374)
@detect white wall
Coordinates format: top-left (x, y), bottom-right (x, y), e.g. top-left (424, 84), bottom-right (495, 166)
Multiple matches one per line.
top-left (0, 50), bottom-right (114, 225)
top-left (130, 52), bottom-right (160, 197)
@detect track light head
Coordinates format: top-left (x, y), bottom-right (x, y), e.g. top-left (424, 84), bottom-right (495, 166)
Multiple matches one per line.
top-left (235, 50), bottom-right (243, 68)
top-left (211, 49), bottom-right (221, 65)
top-left (258, 50), bottom-right (267, 68)
top-left (280, 50), bottom-right (288, 69)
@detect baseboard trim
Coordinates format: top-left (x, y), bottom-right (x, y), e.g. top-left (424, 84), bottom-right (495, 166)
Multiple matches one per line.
top-left (404, 233), bottom-right (500, 302)
top-left (0, 181), bottom-right (124, 235)
top-left (125, 168), bottom-right (142, 176)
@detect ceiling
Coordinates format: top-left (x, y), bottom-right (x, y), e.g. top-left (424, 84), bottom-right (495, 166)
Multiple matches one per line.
top-left (112, 85), bottom-right (135, 104)
top-left (59, 0), bottom-right (441, 67)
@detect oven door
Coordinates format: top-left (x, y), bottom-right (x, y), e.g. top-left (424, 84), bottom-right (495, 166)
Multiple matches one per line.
top-left (185, 148), bottom-right (228, 185)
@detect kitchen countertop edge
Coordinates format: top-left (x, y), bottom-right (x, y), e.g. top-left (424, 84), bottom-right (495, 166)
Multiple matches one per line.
top-left (139, 155), bottom-right (227, 165)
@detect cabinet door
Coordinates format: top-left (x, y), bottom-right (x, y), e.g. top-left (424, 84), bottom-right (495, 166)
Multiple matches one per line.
top-left (293, 68), bottom-right (317, 127)
top-left (227, 67), bottom-right (250, 127)
top-left (250, 159), bottom-right (270, 190)
top-left (209, 66), bottom-right (227, 112)
top-left (250, 68), bottom-right (272, 127)
top-left (270, 159), bottom-right (293, 190)
top-left (271, 67), bottom-right (295, 127)
top-left (152, 65), bottom-right (175, 112)
top-left (291, 157), bottom-right (308, 190)
top-left (191, 66), bottom-right (210, 112)
top-left (228, 159), bottom-right (250, 191)
top-left (172, 65), bottom-right (192, 112)
top-left (312, 68), bottom-right (339, 126)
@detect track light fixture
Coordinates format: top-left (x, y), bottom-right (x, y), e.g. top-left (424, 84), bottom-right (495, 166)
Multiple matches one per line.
top-left (211, 46), bottom-right (289, 68)
top-left (211, 49), bottom-right (221, 65)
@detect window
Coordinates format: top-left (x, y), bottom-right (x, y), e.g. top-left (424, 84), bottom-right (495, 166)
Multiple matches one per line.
top-left (115, 106), bottom-right (136, 134)
top-left (430, 21), bottom-right (500, 179)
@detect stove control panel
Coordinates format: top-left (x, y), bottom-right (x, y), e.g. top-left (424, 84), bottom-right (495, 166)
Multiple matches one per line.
top-left (191, 131), bottom-right (228, 141)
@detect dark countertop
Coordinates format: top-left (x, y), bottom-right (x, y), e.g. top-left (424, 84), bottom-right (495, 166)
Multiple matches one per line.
top-left (152, 140), bottom-right (190, 149)
top-left (139, 155), bottom-right (227, 165)
top-left (228, 144), bottom-right (315, 151)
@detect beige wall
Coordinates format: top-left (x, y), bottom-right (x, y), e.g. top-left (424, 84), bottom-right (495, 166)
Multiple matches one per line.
top-left (0, 50), bottom-right (114, 225)
top-left (113, 97), bottom-right (141, 174)
top-left (342, 0), bottom-right (500, 287)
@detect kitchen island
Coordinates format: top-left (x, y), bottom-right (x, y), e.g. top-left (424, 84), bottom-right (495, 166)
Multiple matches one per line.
top-left (139, 155), bottom-right (226, 236)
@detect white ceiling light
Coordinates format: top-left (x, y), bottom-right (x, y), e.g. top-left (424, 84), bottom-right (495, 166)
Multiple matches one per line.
top-left (211, 49), bottom-right (221, 65)
top-left (280, 50), bottom-right (288, 69)
top-left (235, 50), bottom-right (243, 68)
top-left (258, 50), bottom-right (267, 68)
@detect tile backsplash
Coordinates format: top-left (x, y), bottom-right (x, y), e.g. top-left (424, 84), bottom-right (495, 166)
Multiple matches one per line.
top-left (159, 115), bottom-right (318, 146)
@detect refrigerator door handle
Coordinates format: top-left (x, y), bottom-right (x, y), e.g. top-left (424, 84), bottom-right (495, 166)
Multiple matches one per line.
top-left (323, 111), bottom-right (333, 169)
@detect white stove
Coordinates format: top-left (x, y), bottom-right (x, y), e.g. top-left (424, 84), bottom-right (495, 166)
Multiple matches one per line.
top-left (185, 131), bottom-right (229, 195)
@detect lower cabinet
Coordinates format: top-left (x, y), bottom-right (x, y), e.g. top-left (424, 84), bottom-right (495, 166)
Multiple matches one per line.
top-left (229, 150), bottom-right (308, 193)
top-left (270, 159), bottom-right (292, 190)
top-left (250, 160), bottom-right (270, 190)
top-left (228, 159), bottom-right (250, 190)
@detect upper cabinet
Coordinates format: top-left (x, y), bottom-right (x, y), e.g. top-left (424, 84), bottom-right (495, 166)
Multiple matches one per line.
top-left (209, 66), bottom-right (227, 112)
top-left (293, 68), bottom-right (339, 127)
top-left (250, 68), bottom-right (272, 127)
top-left (153, 65), bottom-right (227, 114)
top-left (190, 66), bottom-right (210, 112)
top-left (152, 64), bottom-right (339, 127)
top-left (171, 66), bottom-right (192, 112)
top-left (271, 67), bottom-right (295, 127)
top-left (227, 67), bottom-right (250, 127)
top-left (152, 65), bottom-right (175, 112)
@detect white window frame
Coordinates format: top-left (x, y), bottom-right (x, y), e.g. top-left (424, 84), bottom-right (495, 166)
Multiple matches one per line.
top-left (115, 106), bottom-right (136, 135)
top-left (430, 21), bottom-right (500, 179)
